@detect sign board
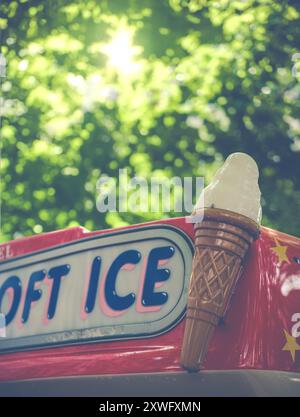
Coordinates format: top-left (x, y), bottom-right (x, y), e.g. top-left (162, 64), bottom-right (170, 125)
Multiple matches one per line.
top-left (0, 225), bottom-right (193, 352)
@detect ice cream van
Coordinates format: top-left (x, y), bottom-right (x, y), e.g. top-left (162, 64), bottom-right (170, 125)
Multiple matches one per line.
top-left (0, 154), bottom-right (300, 397)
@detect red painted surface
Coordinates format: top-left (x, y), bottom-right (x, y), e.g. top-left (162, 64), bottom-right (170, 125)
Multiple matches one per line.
top-left (0, 218), bottom-right (300, 381)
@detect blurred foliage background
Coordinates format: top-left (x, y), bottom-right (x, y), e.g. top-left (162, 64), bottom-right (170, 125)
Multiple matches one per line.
top-left (1, 0), bottom-right (300, 241)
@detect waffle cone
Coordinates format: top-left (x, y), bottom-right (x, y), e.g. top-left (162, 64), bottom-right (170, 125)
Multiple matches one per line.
top-left (180, 208), bottom-right (260, 372)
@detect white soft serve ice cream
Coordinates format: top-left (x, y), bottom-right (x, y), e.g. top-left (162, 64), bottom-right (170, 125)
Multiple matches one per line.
top-left (194, 153), bottom-right (262, 224)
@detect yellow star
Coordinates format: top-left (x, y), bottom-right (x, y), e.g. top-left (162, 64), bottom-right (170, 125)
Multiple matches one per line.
top-left (271, 239), bottom-right (290, 264)
top-left (282, 330), bottom-right (300, 361)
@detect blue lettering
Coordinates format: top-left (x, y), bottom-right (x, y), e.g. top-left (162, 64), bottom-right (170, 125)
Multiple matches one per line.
top-left (22, 270), bottom-right (46, 323)
top-left (85, 257), bottom-right (101, 314)
top-left (105, 250), bottom-right (141, 311)
top-left (47, 264), bottom-right (70, 319)
top-left (0, 276), bottom-right (22, 326)
top-left (142, 246), bottom-right (174, 307)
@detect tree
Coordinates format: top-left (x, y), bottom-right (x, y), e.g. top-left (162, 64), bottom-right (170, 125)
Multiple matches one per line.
top-left (1, 0), bottom-right (300, 241)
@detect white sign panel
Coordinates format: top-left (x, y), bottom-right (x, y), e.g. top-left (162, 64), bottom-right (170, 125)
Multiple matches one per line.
top-left (0, 225), bottom-right (193, 352)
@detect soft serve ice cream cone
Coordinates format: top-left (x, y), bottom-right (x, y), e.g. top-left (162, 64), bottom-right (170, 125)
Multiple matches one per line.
top-left (180, 153), bottom-right (262, 372)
